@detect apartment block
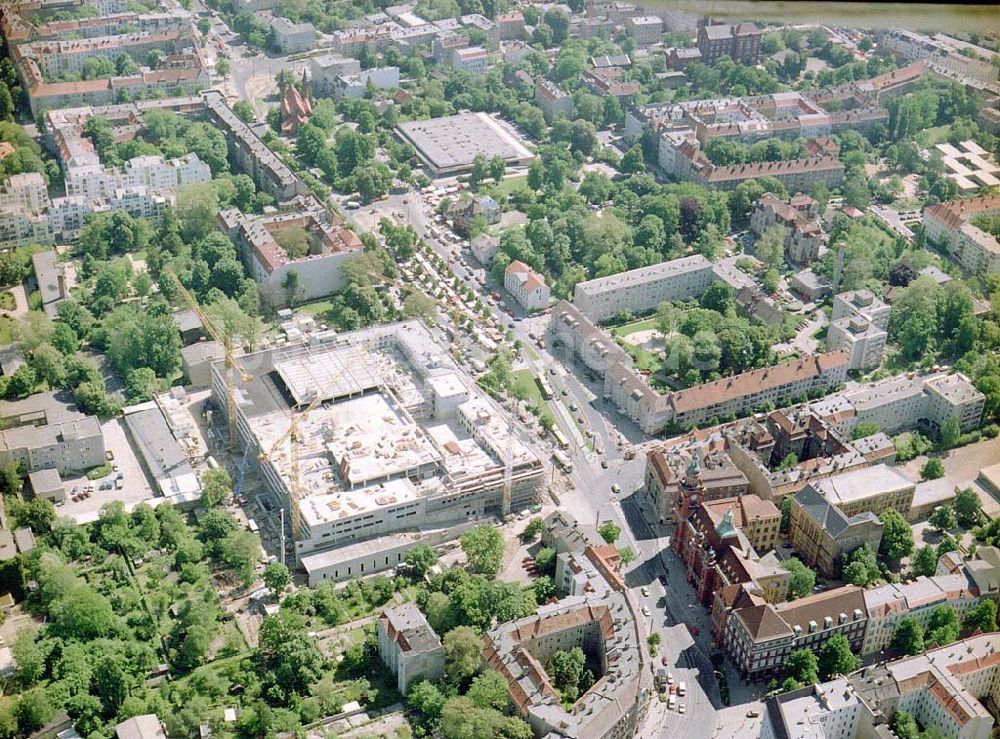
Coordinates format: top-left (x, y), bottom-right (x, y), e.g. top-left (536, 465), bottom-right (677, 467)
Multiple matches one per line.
top-left (534, 78), bottom-right (573, 121)
top-left (725, 586), bottom-right (867, 679)
top-left (749, 193), bottom-right (824, 266)
top-left (826, 316), bottom-right (888, 370)
top-left (572, 254), bottom-right (715, 323)
top-left (624, 15), bottom-right (661, 45)
top-left (376, 603), bottom-right (445, 694)
top-left (763, 634), bottom-right (1000, 739)
top-left (504, 260), bottom-right (549, 312)
top-left (697, 23), bottom-right (762, 65)
top-left (483, 593), bottom-right (653, 739)
top-left (923, 196), bottom-right (1000, 274)
top-left (0, 415), bottom-right (105, 476)
top-left (832, 289), bottom-right (891, 332)
top-left (451, 46), bottom-right (488, 74)
top-left (810, 370), bottom-right (985, 437)
top-left (862, 573), bottom-right (980, 655)
top-left (269, 16), bottom-right (315, 53)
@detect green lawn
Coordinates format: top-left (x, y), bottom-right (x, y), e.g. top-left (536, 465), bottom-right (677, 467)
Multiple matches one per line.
top-left (915, 124), bottom-right (951, 147)
top-left (0, 291), bottom-right (15, 311)
top-left (0, 316), bottom-right (12, 345)
top-left (610, 317), bottom-right (660, 338)
top-left (511, 369), bottom-right (556, 428)
top-left (496, 175), bottom-right (529, 195)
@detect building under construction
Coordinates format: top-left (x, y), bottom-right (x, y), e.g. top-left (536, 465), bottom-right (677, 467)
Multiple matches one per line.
top-left (211, 321), bottom-right (545, 579)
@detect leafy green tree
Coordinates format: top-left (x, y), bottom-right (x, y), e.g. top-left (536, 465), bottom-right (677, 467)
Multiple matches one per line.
top-left (124, 366), bottom-right (158, 403)
top-left (404, 543), bottom-right (439, 576)
top-left (219, 529), bottom-right (262, 586)
top-left (15, 688), bottom-right (53, 734)
top-left (929, 504), bottom-right (956, 531)
top-left (921, 458), bottom-right (945, 481)
top-left (911, 545), bottom-right (938, 578)
top-left (784, 649), bottom-right (819, 686)
top-left (754, 226), bottom-right (787, 272)
top-left (783, 557), bottom-right (816, 599)
top-left (954, 488), bottom-right (984, 529)
top-left (963, 599), bottom-right (998, 635)
top-left (879, 510), bottom-right (914, 563)
top-left (926, 605), bottom-right (959, 646)
top-left (262, 562), bottom-right (291, 598)
top-left (534, 547), bottom-right (557, 576)
top-left (547, 647), bottom-right (587, 702)
top-left (443, 625), bottom-right (483, 682)
top-left (817, 634), bottom-right (860, 680)
top-left (256, 610), bottom-right (325, 701)
top-left (851, 421), bottom-right (881, 439)
top-left (461, 525), bottom-right (505, 576)
top-left (407, 679), bottom-right (445, 718)
top-left (842, 545), bottom-right (880, 587)
top-left (891, 616), bottom-right (924, 655)
top-left (598, 522), bottom-right (621, 544)
top-left (521, 517), bottom-right (544, 542)
top-left (890, 710), bottom-right (919, 739)
top-left (467, 670), bottom-right (511, 712)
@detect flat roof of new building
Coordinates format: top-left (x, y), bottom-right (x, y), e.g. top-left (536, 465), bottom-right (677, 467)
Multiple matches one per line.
top-left (395, 112), bottom-right (535, 174)
top-left (811, 464), bottom-right (914, 506)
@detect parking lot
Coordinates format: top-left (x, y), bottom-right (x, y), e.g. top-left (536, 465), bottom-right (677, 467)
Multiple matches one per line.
top-left (57, 418), bottom-right (156, 524)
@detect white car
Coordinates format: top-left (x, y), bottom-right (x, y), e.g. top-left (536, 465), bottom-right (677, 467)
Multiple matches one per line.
top-left (641, 586), bottom-right (649, 597)
top-left (642, 606), bottom-right (650, 617)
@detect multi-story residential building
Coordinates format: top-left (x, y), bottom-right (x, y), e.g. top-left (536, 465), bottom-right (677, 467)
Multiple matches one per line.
top-left (862, 573), bottom-right (980, 655)
top-left (832, 289), bottom-right (891, 332)
top-left (64, 153), bottom-right (210, 201)
top-left (762, 635), bottom-right (1000, 739)
top-left (470, 233), bottom-right (499, 265)
top-left (269, 16), bottom-right (315, 53)
top-left (697, 23), bottom-right (762, 65)
top-left (810, 370), bottom-right (985, 437)
top-left (483, 592), bottom-right (653, 739)
top-left (0, 172), bottom-right (49, 212)
top-left (725, 586), bottom-right (868, 679)
top-left (447, 195), bottom-right (500, 236)
top-left (624, 15), bottom-right (661, 45)
top-left (749, 193), bottom-right (824, 265)
top-left (0, 415), bottom-right (105, 476)
top-left (504, 260), bottom-right (549, 312)
top-left (554, 544), bottom-right (624, 597)
top-left (534, 78), bottom-right (573, 121)
top-left (723, 407), bottom-right (895, 502)
top-left (810, 464), bottom-right (916, 519)
top-left (550, 300), bottom-right (849, 434)
top-left (665, 352), bottom-right (849, 429)
top-left (330, 67), bottom-right (400, 99)
top-left (789, 484), bottom-right (884, 578)
top-left (376, 603), bottom-right (445, 695)
top-left (308, 55), bottom-right (362, 95)
top-left (826, 316), bottom-right (888, 370)
top-left (923, 196), bottom-right (1000, 274)
top-left (572, 254), bottom-right (715, 323)
top-left (494, 11), bottom-right (525, 40)
top-left (217, 203), bottom-right (364, 307)
top-left (540, 510), bottom-right (602, 555)
top-left (880, 29), bottom-right (999, 86)
top-left (451, 46), bottom-right (488, 74)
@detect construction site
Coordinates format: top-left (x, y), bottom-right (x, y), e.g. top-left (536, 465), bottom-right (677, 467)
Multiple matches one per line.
top-left (210, 320), bottom-right (547, 583)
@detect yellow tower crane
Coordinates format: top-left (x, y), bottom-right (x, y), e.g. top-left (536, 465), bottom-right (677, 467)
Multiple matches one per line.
top-left (167, 272), bottom-right (252, 452)
top-left (258, 389), bottom-right (326, 541)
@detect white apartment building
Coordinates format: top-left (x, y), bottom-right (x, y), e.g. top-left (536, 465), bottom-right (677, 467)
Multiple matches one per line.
top-left (861, 573), bottom-right (980, 655)
top-left (452, 46), bottom-right (488, 74)
top-left (331, 66), bottom-right (400, 99)
top-left (572, 254), bottom-right (716, 322)
top-left (269, 16), bottom-right (315, 53)
top-left (504, 260), bottom-right (550, 312)
top-left (625, 15), bottom-right (662, 45)
top-left (65, 153), bottom-right (211, 201)
top-left (810, 371), bottom-right (985, 437)
top-left (924, 196), bottom-right (1000, 274)
top-left (534, 78), bottom-right (573, 121)
top-left (0, 173), bottom-right (49, 212)
top-left (831, 289), bottom-right (891, 332)
top-left (826, 316), bottom-right (887, 370)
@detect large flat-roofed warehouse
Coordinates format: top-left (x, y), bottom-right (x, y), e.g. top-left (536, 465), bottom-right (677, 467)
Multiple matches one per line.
top-left (212, 321), bottom-right (545, 578)
top-left (395, 112), bottom-right (536, 175)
